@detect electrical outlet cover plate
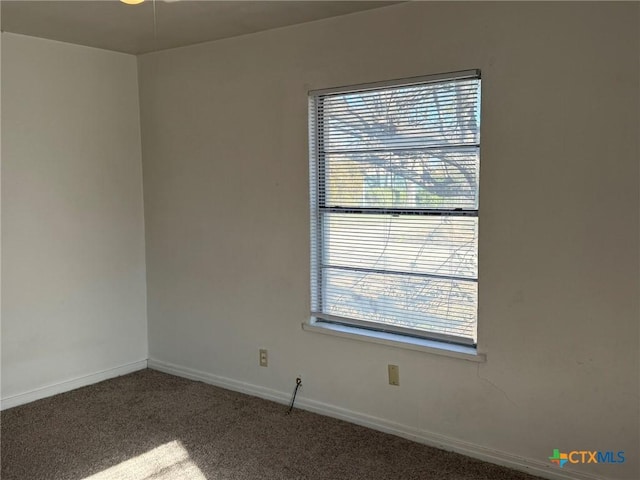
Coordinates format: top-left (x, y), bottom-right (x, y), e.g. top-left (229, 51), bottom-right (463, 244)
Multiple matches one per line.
top-left (388, 364), bottom-right (399, 386)
top-left (259, 349), bottom-right (268, 367)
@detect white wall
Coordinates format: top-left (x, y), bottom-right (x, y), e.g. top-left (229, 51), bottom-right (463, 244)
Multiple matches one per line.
top-left (1, 7), bottom-right (3, 405)
top-left (138, 3), bottom-right (639, 480)
top-left (1, 33), bottom-right (148, 405)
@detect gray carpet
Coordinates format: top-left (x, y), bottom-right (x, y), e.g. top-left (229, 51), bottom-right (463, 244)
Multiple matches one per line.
top-left (1, 369), bottom-right (543, 480)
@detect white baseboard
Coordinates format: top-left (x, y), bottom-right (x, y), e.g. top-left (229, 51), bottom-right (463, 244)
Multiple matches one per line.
top-left (1, 359), bottom-right (148, 411)
top-left (148, 358), bottom-right (289, 405)
top-left (148, 358), bottom-right (606, 480)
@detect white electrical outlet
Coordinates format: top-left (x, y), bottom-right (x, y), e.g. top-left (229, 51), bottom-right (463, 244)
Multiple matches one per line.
top-left (259, 349), bottom-right (268, 367)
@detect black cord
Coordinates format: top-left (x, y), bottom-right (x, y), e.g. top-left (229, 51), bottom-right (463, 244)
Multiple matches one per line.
top-left (286, 377), bottom-right (302, 414)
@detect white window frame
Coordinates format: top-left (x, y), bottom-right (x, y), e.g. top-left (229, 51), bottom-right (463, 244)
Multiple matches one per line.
top-left (307, 70), bottom-right (481, 355)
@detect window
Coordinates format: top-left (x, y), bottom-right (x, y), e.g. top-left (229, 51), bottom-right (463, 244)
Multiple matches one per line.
top-left (309, 70), bottom-right (480, 347)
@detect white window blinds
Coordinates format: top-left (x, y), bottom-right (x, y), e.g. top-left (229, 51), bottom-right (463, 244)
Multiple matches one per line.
top-left (309, 71), bottom-right (480, 346)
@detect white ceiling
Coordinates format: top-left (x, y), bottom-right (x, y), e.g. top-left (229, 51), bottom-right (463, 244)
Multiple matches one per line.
top-left (1, 0), bottom-right (398, 55)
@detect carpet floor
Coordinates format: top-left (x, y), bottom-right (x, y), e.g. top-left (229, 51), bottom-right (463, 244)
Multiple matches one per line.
top-left (1, 369), bottom-right (544, 480)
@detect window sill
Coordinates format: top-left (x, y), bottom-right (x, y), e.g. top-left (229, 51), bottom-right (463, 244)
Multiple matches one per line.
top-left (302, 320), bottom-right (486, 363)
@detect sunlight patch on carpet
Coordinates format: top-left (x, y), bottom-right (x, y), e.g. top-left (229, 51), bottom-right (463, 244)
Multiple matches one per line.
top-left (82, 440), bottom-right (207, 480)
